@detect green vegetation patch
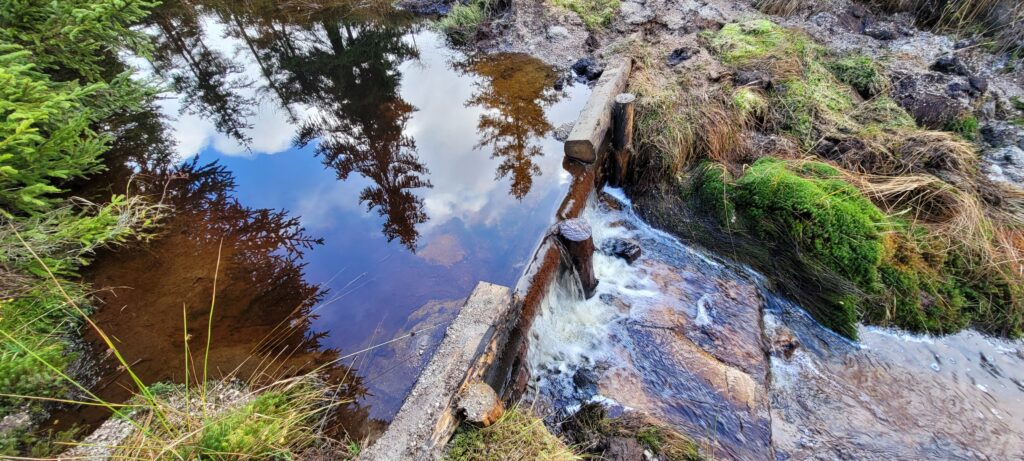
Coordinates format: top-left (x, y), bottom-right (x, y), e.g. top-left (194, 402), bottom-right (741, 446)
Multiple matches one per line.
top-left (732, 158), bottom-right (888, 289)
top-left (550, 0), bottom-right (620, 30)
top-left (827, 54), bottom-right (888, 98)
top-left (707, 20), bottom-right (859, 147)
top-left (445, 406), bottom-right (580, 460)
top-left (437, 0), bottom-right (489, 44)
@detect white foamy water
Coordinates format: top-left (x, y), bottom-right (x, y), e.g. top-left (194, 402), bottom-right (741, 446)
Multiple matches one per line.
top-left (527, 188), bottom-right (1024, 460)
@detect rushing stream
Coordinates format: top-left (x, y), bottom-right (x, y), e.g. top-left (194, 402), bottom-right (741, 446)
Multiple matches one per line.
top-left (529, 189), bottom-right (1024, 460)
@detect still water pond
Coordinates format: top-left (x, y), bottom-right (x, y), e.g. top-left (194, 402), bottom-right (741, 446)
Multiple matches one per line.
top-left (62, 0), bottom-right (589, 435)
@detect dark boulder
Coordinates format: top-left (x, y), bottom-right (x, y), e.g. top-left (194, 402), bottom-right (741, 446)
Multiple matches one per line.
top-left (601, 238), bottom-right (642, 264)
top-left (734, 70), bottom-right (772, 89)
top-left (891, 71), bottom-right (970, 129)
top-left (572, 57), bottom-right (604, 81)
top-left (572, 368), bottom-right (599, 397)
top-left (931, 55), bottom-right (970, 76)
top-left (864, 22), bottom-right (898, 40)
top-left (969, 76), bottom-right (988, 94)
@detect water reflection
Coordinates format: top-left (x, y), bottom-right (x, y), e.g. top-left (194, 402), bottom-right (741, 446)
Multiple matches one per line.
top-left (461, 54), bottom-right (561, 199)
top-left (151, 2), bottom-right (257, 146)
top-left (290, 23), bottom-right (429, 250)
top-left (59, 159), bottom-right (374, 437)
top-left (73, 0), bottom-right (591, 428)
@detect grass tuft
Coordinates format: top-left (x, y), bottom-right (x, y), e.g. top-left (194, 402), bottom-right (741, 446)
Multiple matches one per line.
top-left (550, 0), bottom-right (620, 29)
top-left (445, 406), bottom-right (580, 461)
top-left (437, 0), bottom-right (490, 44)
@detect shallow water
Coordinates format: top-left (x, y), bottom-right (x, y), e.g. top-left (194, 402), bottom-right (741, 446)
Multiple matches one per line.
top-left (59, 0), bottom-right (589, 436)
top-left (529, 189), bottom-right (1024, 460)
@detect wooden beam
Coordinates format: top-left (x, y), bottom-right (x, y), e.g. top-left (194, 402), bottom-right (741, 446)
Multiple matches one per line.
top-left (564, 57), bottom-right (632, 163)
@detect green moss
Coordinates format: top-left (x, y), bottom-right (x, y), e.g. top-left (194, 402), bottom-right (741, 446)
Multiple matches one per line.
top-left (732, 158), bottom-right (887, 288)
top-left (191, 389), bottom-right (315, 459)
top-left (550, 0), bottom-right (620, 29)
top-left (947, 115), bottom-right (979, 140)
top-left (732, 87), bottom-right (767, 118)
top-left (827, 54), bottom-right (887, 98)
top-left (709, 20), bottom-right (858, 147)
top-left (707, 19), bottom-right (812, 65)
top-left (692, 162), bottom-right (736, 224)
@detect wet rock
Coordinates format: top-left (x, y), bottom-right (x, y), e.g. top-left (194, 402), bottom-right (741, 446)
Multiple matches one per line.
top-left (863, 22), bottom-right (899, 40)
top-left (459, 382), bottom-right (504, 427)
top-left (553, 122), bottom-right (574, 142)
top-left (734, 70), bottom-right (772, 89)
top-left (573, 368), bottom-right (600, 397)
top-left (981, 124), bottom-right (1011, 147)
top-left (985, 146), bottom-right (1024, 185)
top-left (980, 121), bottom-right (1024, 148)
top-left (931, 55), bottom-right (970, 76)
top-left (601, 238), bottom-right (642, 264)
top-left (605, 437), bottom-right (646, 460)
top-left (620, 1), bottom-right (655, 25)
top-left (666, 46), bottom-right (698, 67)
top-left (572, 57), bottom-right (604, 81)
top-left (771, 327), bottom-right (801, 359)
top-left (946, 81), bottom-right (971, 97)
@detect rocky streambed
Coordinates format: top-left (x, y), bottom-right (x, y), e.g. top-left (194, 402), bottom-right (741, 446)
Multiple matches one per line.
top-left (527, 190), bottom-right (1024, 460)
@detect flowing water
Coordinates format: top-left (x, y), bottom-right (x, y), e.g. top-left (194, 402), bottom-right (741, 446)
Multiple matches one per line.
top-left (57, 0), bottom-right (590, 437)
top-left (529, 189), bottom-right (1024, 460)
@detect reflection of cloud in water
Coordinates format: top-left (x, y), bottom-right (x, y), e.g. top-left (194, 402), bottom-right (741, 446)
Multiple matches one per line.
top-left (141, 15), bottom-right (587, 242)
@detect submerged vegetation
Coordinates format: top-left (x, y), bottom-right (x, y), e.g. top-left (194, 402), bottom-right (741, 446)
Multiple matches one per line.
top-left (628, 19), bottom-right (1024, 339)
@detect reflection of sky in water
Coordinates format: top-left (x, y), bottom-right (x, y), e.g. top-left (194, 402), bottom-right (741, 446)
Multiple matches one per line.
top-left (140, 18), bottom-right (589, 418)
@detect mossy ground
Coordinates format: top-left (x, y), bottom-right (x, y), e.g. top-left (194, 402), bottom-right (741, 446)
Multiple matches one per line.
top-left (549, 0), bottom-right (620, 29)
top-left (445, 406), bottom-right (580, 461)
top-left (632, 19), bottom-right (1024, 339)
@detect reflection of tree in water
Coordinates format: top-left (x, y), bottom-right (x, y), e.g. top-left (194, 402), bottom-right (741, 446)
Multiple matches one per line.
top-left (277, 19), bottom-right (430, 251)
top-left (461, 54), bottom-right (560, 199)
top-left (149, 1), bottom-right (256, 146)
top-left (64, 156), bottom-right (373, 436)
top-left (145, 0), bottom-right (432, 250)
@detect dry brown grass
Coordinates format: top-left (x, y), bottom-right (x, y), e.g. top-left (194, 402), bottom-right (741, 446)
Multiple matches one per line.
top-left (619, 41), bottom-right (748, 189)
top-left (869, 0), bottom-right (1024, 52)
top-left (754, 0), bottom-right (807, 16)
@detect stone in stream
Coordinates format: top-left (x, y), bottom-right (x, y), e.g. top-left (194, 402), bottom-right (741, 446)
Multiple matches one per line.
top-left (601, 238), bottom-right (642, 264)
top-left (459, 382), bottom-right (504, 427)
top-left (571, 57), bottom-right (604, 82)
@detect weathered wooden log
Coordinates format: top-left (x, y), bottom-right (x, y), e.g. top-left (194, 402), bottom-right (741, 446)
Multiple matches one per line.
top-left (612, 93), bottom-right (635, 151)
top-left (557, 218), bottom-right (598, 298)
top-left (610, 93), bottom-right (635, 186)
top-left (565, 58), bottom-right (632, 163)
top-left (459, 381), bottom-right (504, 427)
top-left (360, 282), bottom-right (513, 461)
